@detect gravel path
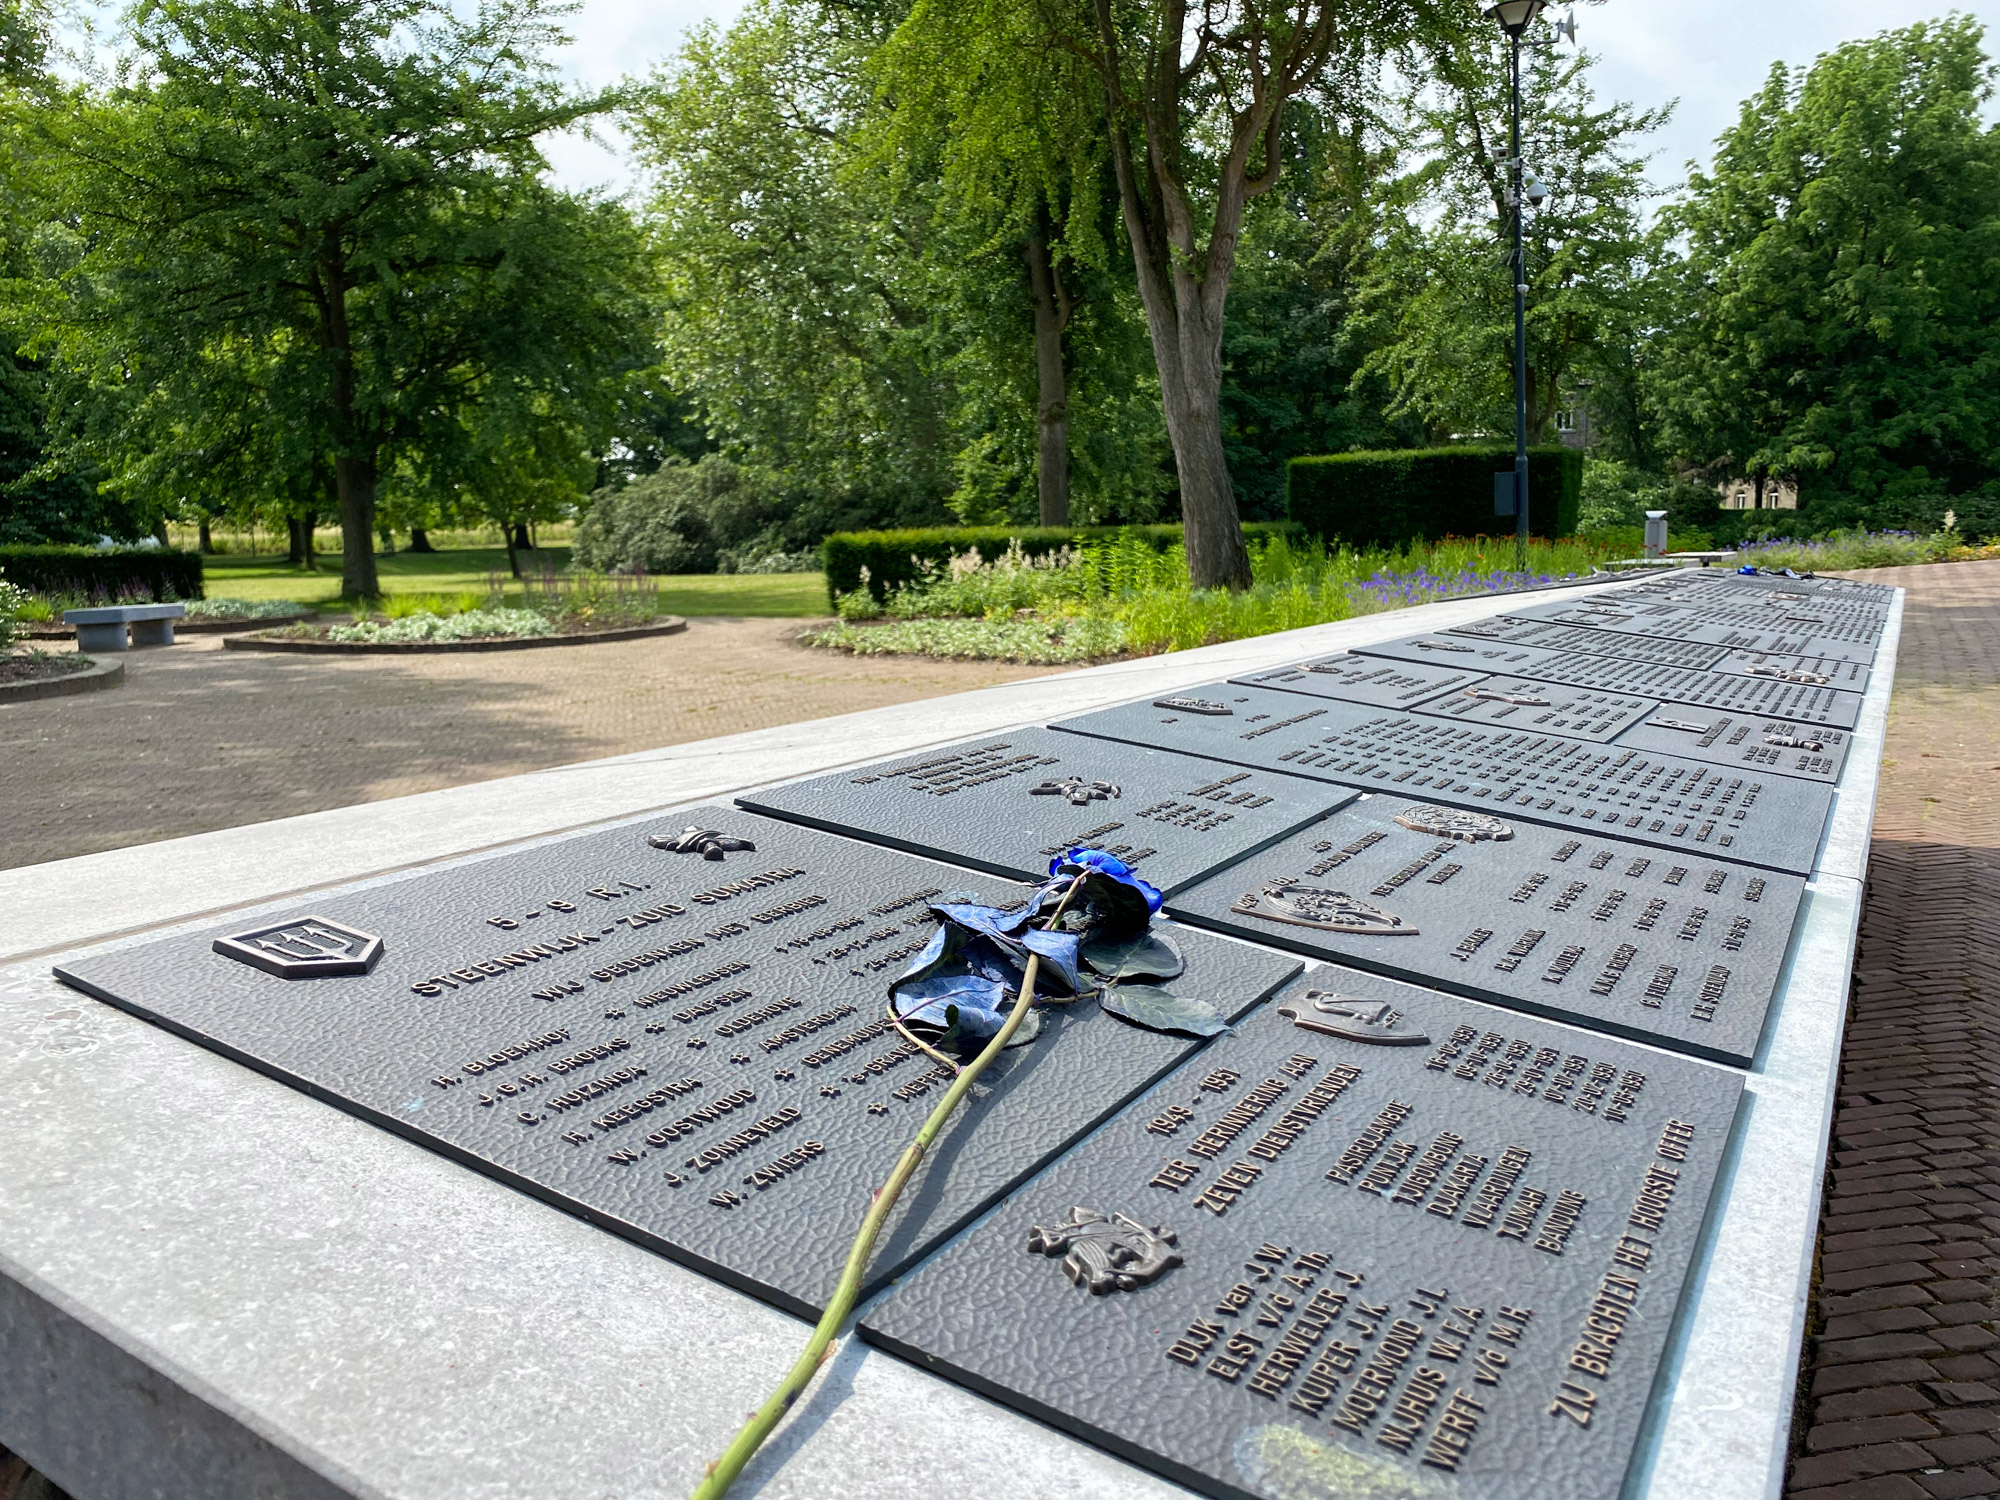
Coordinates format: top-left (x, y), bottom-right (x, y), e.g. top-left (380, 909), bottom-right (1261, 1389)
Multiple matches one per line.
top-left (0, 619), bottom-right (1062, 871)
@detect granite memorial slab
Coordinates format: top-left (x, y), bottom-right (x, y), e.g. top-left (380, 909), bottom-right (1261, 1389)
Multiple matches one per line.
top-left (734, 727), bottom-right (1356, 895)
top-left (1052, 685), bottom-right (1836, 874)
top-left (1163, 798), bottom-right (1804, 1065)
top-left (1352, 636), bottom-right (1864, 728)
top-left (52, 809), bottom-right (1301, 1316)
top-left (1502, 598), bottom-right (1880, 663)
top-left (1613, 706), bottom-right (1852, 785)
top-left (861, 967), bottom-right (1743, 1500)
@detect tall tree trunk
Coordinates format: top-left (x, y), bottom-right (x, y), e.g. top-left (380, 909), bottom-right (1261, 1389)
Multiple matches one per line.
top-left (1024, 227), bottom-right (1073, 528)
top-left (408, 527), bottom-right (436, 553)
top-left (1097, 89), bottom-right (1255, 588)
top-left (286, 513), bottom-right (316, 569)
top-left (152, 516), bottom-right (170, 547)
top-left (318, 249), bottom-right (379, 598)
top-left (510, 521), bottom-right (531, 552)
top-left (198, 515), bottom-right (213, 554)
top-left (504, 521), bottom-right (521, 580)
top-left (334, 454), bottom-right (379, 598)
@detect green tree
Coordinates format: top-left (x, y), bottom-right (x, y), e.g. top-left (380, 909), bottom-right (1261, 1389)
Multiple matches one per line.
top-left (1007, 0), bottom-right (1465, 587)
top-left (26, 0), bottom-right (649, 597)
top-left (1652, 16), bottom-right (2000, 528)
top-left (632, 3), bottom-right (958, 534)
top-left (1352, 28), bottom-right (1666, 452)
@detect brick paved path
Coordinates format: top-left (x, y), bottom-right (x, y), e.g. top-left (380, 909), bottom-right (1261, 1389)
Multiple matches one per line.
top-left (0, 619), bottom-right (1058, 871)
top-left (1789, 559), bottom-right (2000, 1500)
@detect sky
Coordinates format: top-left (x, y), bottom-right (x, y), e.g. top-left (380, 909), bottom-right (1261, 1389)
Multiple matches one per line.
top-left (537, 0), bottom-right (2000, 200)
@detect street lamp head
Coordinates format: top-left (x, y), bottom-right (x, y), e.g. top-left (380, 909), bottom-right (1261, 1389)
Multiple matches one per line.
top-left (1484, 0), bottom-right (1546, 37)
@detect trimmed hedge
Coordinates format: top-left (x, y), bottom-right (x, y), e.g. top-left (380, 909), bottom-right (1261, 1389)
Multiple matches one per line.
top-left (821, 521), bottom-right (1299, 604)
top-left (1287, 446), bottom-right (1584, 548)
top-left (0, 545), bottom-right (205, 601)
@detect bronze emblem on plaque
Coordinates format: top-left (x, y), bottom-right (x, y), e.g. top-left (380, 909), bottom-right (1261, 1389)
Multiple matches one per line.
top-left (1392, 805), bottom-right (1515, 843)
top-left (649, 826), bottom-right (758, 860)
top-left (1030, 776), bottom-right (1122, 807)
top-left (1028, 1207), bottom-right (1181, 1295)
top-left (212, 917), bottom-right (384, 979)
top-left (1277, 990), bottom-right (1430, 1046)
top-left (1152, 696), bottom-right (1235, 716)
top-left (1233, 881), bottom-right (1418, 936)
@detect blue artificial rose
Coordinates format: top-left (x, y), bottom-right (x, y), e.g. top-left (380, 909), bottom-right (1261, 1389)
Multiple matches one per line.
top-left (1048, 845), bottom-right (1164, 915)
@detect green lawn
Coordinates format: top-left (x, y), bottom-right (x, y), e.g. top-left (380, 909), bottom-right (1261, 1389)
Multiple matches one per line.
top-left (195, 547), bottom-right (830, 617)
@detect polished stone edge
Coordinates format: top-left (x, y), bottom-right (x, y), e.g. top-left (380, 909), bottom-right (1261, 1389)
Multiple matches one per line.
top-left (0, 1248), bottom-right (366, 1500)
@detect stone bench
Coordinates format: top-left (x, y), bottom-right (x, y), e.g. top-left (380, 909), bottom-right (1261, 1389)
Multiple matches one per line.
top-left (61, 602), bottom-right (186, 651)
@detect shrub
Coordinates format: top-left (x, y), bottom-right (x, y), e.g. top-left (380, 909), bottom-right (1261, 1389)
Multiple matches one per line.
top-left (1286, 446), bottom-right (1582, 548)
top-left (183, 597), bottom-right (305, 620)
top-left (574, 456), bottom-right (802, 577)
top-left (0, 571), bottom-right (27, 648)
top-left (820, 521), bottom-right (1299, 605)
top-left (0, 544), bottom-right (203, 600)
top-left (327, 609), bottom-right (552, 643)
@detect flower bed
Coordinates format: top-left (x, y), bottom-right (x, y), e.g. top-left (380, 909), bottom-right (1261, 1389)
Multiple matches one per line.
top-left (809, 532), bottom-right (1616, 661)
top-left (227, 612), bottom-right (686, 654)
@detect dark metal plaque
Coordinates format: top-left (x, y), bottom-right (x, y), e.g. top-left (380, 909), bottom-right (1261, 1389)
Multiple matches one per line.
top-left (1233, 659), bottom-right (1655, 744)
top-left (734, 727), bottom-right (1354, 895)
top-left (1708, 646), bottom-right (1871, 693)
top-left (861, 969), bottom-right (1744, 1500)
top-left (1445, 618), bottom-right (1731, 671)
top-left (53, 810), bottom-right (1300, 1316)
top-left (1230, 655), bottom-right (1485, 711)
top-left (1505, 598), bottom-right (1881, 662)
top-left (1051, 685), bottom-right (1835, 874)
top-left (1353, 637), bottom-right (1864, 728)
top-left (1615, 707), bottom-right (1853, 785)
top-left (1164, 799), bottom-right (1804, 1065)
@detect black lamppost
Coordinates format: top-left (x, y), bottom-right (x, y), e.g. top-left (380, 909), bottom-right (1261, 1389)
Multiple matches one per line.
top-left (1487, 0), bottom-right (1544, 569)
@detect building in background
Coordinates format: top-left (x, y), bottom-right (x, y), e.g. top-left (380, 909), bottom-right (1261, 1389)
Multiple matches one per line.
top-left (1718, 475), bottom-right (1799, 510)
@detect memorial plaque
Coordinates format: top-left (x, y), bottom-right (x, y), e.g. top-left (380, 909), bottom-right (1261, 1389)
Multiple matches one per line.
top-left (735, 727), bottom-right (1355, 895)
top-left (1052, 684), bottom-right (1836, 874)
top-left (1614, 706), bottom-right (1853, 785)
top-left (1164, 798), bottom-right (1804, 1065)
top-left (1503, 598), bottom-right (1880, 663)
top-left (861, 969), bottom-right (1743, 1500)
top-left (1233, 659), bottom-right (1655, 743)
top-left (1230, 655), bottom-right (1485, 711)
top-left (1353, 637), bottom-right (1864, 728)
top-left (53, 810), bottom-right (1300, 1316)
top-left (1708, 645), bottom-right (1870, 693)
top-left (1445, 618), bottom-right (1731, 671)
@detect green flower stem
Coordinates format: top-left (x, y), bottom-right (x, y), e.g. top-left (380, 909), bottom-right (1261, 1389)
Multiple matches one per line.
top-left (690, 875), bottom-right (1085, 1500)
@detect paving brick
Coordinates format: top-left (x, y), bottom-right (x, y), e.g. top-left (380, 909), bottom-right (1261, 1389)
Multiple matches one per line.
top-left (1826, 1263), bottom-right (1949, 1294)
top-left (1790, 1477), bottom-right (1933, 1500)
top-left (1818, 1388), bottom-right (1939, 1422)
top-left (1926, 1384), bottom-right (2000, 1407)
top-left (1828, 1287), bottom-right (1941, 1318)
top-left (1791, 1443), bottom-right (1945, 1489)
top-left (1827, 1308), bottom-right (1945, 1340)
top-left (1913, 1468), bottom-right (2000, 1499)
top-left (1930, 1409), bottom-right (2000, 1436)
top-left (1930, 1359), bottom-right (2000, 1382)
top-left (1924, 1434), bottom-right (2000, 1466)
top-left (1807, 1414), bottom-right (1943, 1452)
